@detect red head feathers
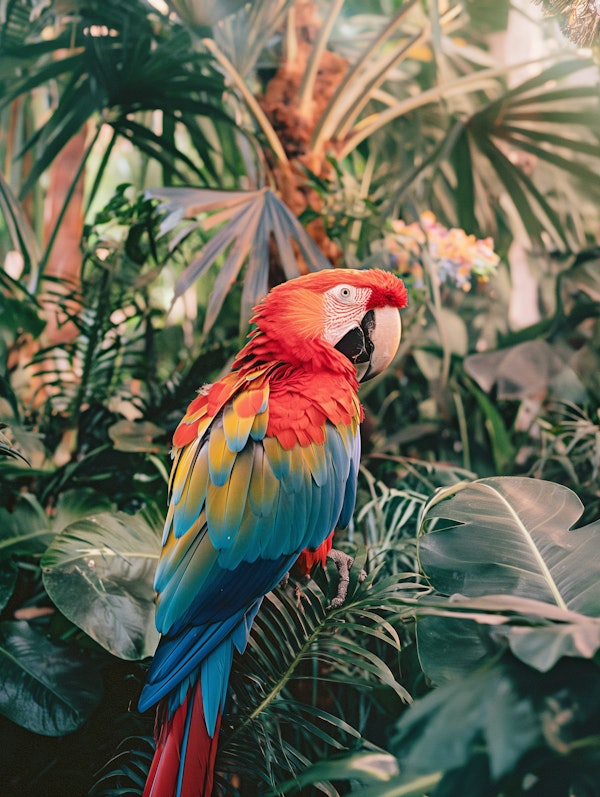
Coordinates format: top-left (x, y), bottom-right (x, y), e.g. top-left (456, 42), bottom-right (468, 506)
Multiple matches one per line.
top-left (235, 268), bottom-right (408, 377)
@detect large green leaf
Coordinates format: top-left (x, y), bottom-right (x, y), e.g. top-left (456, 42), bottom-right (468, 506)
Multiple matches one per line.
top-left (0, 620), bottom-right (102, 735)
top-left (41, 509), bottom-right (161, 660)
top-left (416, 477), bottom-right (600, 679)
top-left (391, 656), bottom-right (600, 788)
top-left (0, 489), bottom-right (112, 556)
top-left (419, 477), bottom-right (596, 609)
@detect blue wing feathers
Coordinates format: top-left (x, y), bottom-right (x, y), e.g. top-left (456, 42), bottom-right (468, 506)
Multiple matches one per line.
top-left (173, 445), bottom-right (209, 539)
top-left (207, 424), bottom-right (236, 486)
top-left (142, 408), bottom-right (360, 722)
top-left (339, 431), bottom-right (361, 529)
top-left (206, 446), bottom-right (254, 549)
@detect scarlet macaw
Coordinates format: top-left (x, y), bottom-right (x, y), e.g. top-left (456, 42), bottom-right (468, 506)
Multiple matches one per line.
top-left (139, 268), bottom-right (408, 796)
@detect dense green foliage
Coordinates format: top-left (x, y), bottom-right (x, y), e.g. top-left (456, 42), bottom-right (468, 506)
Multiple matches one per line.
top-left (0, 1), bottom-right (599, 795)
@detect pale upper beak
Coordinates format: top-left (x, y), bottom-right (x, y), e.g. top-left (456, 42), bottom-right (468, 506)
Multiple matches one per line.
top-left (334, 305), bottom-right (402, 382)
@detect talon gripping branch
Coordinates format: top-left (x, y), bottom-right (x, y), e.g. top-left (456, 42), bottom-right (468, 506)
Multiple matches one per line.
top-left (139, 268), bottom-right (408, 796)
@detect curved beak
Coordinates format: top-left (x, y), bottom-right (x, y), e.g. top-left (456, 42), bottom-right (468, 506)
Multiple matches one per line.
top-left (334, 305), bottom-right (402, 382)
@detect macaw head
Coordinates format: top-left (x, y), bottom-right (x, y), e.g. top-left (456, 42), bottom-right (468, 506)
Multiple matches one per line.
top-left (247, 268), bottom-right (408, 381)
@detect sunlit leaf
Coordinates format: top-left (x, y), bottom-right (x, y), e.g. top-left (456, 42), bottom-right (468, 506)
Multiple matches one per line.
top-left (416, 477), bottom-right (600, 678)
top-left (42, 509), bottom-right (162, 660)
top-left (277, 750), bottom-right (400, 794)
top-left (419, 477), bottom-right (594, 608)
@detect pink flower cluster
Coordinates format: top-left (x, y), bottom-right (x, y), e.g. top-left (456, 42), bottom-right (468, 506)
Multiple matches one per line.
top-left (386, 211), bottom-right (499, 292)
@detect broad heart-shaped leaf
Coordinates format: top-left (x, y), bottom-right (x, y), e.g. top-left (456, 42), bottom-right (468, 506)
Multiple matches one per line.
top-left (416, 477), bottom-right (600, 679)
top-left (419, 477), bottom-right (596, 611)
top-left (0, 620), bottom-right (102, 735)
top-left (464, 340), bottom-right (580, 400)
top-left (42, 509), bottom-right (162, 660)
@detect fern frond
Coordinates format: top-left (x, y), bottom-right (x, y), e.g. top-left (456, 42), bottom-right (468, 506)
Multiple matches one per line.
top-left (89, 735), bottom-right (154, 797)
top-left (219, 554), bottom-right (422, 792)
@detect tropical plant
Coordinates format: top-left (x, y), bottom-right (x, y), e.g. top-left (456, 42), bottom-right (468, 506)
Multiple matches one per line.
top-left (1, 2), bottom-right (600, 795)
top-left (0, 0), bottom-right (233, 279)
top-left (290, 477), bottom-right (600, 796)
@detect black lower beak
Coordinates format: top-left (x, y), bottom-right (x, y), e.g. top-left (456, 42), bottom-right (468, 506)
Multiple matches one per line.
top-left (334, 311), bottom-right (376, 380)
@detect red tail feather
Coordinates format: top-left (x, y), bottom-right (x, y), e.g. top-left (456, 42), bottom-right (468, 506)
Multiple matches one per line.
top-left (143, 680), bottom-right (221, 797)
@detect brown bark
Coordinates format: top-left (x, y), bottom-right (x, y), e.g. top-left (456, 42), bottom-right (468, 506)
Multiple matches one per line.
top-left (14, 123), bottom-right (88, 415)
top-left (41, 122), bottom-right (87, 347)
top-left (259, 1), bottom-right (348, 265)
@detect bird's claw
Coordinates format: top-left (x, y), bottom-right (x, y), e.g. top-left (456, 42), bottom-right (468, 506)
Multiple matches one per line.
top-left (326, 548), bottom-right (366, 609)
top-left (294, 583), bottom-right (306, 606)
top-left (280, 571), bottom-right (307, 606)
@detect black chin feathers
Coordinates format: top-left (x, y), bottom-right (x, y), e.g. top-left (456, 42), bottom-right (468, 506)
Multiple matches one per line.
top-left (334, 310), bottom-right (376, 381)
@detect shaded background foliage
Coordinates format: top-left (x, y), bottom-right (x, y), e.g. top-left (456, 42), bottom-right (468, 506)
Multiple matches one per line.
top-left (0, 0), bottom-right (600, 795)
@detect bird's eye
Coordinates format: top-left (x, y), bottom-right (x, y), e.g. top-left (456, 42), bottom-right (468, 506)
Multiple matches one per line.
top-left (337, 285), bottom-right (354, 302)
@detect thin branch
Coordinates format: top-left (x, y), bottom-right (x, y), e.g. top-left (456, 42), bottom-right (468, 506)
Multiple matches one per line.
top-left (337, 51), bottom-right (578, 160)
top-left (297, 0), bottom-right (345, 119)
top-left (311, 0), bottom-right (419, 151)
top-left (202, 37), bottom-right (289, 167)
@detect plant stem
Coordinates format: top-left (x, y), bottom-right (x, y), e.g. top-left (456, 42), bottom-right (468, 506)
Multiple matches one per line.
top-left (201, 37), bottom-right (289, 167)
top-left (297, 0), bottom-right (345, 118)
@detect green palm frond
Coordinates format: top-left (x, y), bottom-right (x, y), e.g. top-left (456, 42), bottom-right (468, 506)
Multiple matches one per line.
top-left (4, 14), bottom-right (229, 195)
top-left (89, 735), bottom-right (154, 797)
top-left (219, 557), bottom-right (421, 792)
top-left (311, 0), bottom-right (426, 151)
top-left (0, 0), bottom-right (236, 278)
top-left (150, 187), bottom-right (331, 332)
top-left (29, 189), bottom-right (168, 419)
top-left (377, 53), bottom-right (600, 247)
top-left (0, 171), bottom-right (40, 277)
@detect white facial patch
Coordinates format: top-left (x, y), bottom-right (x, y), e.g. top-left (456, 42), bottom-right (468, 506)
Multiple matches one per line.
top-left (322, 285), bottom-right (372, 345)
